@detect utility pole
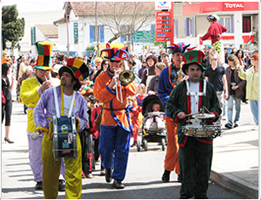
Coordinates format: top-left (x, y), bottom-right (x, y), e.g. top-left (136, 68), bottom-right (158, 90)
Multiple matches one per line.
top-left (95, 2), bottom-right (99, 56)
top-left (66, 4), bottom-right (70, 57)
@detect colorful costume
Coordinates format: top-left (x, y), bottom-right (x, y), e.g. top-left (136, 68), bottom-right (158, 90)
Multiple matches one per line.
top-left (202, 14), bottom-right (227, 63)
top-left (93, 44), bottom-right (137, 187)
top-left (166, 50), bottom-right (221, 198)
top-left (93, 68), bottom-right (137, 179)
top-left (33, 86), bottom-right (88, 199)
top-left (33, 57), bottom-right (89, 199)
top-left (130, 105), bottom-right (142, 142)
top-left (20, 41), bottom-right (65, 190)
top-left (158, 43), bottom-right (190, 180)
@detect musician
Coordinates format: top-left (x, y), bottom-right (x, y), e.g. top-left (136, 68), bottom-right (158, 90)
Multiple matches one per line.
top-left (158, 42), bottom-right (191, 183)
top-left (93, 44), bottom-right (137, 189)
top-left (166, 50), bottom-right (221, 199)
top-left (20, 41), bottom-right (65, 191)
top-left (33, 58), bottom-right (88, 199)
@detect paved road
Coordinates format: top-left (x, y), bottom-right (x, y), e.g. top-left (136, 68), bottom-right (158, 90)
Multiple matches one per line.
top-left (1, 100), bottom-right (249, 199)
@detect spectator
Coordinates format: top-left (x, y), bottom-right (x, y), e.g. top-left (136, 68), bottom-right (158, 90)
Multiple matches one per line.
top-left (136, 83), bottom-right (147, 107)
top-left (147, 62), bottom-right (166, 95)
top-left (92, 59), bottom-right (108, 83)
top-left (129, 52), bottom-right (141, 71)
top-left (205, 53), bottom-right (228, 124)
top-left (127, 96), bottom-right (142, 147)
top-left (162, 54), bottom-right (170, 67)
top-left (225, 54), bottom-right (246, 129)
top-left (138, 59), bottom-right (147, 79)
top-left (158, 50), bottom-right (166, 62)
top-left (237, 52), bottom-right (259, 130)
top-left (235, 49), bottom-right (248, 104)
top-left (2, 63), bottom-right (15, 143)
top-left (127, 59), bottom-right (140, 84)
top-left (141, 54), bottom-right (157, 86)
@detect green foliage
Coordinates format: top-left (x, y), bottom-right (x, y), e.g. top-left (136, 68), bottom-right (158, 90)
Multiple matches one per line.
top-left (2, 5), bottom-right (25, 50)
top-left (86, 46), bottom-right (95, 50)
top-left (154, 40), bottom-right (167, 49)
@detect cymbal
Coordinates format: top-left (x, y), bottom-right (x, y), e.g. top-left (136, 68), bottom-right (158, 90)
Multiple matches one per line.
top-left (192, 113), bottom-right (215, 119)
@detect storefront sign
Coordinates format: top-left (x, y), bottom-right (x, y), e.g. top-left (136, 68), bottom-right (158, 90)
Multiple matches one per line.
top-left (223, 2), bottom-right (244, 11)
top-left (155, 1), bottom-right (172, 10)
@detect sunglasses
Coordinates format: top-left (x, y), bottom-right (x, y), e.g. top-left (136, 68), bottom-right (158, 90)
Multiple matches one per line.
top-left (211, 59), bottom-right (217, 61)
top-left (111, 60), bottom-right (121, 63)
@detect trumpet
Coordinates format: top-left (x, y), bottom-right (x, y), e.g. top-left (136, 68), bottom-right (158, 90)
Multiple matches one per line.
top-left (114, 65), bottom-right (135, 104)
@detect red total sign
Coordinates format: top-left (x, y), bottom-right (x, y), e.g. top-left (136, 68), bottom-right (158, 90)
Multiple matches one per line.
top-left (156, 11), bottom-right (174, 42)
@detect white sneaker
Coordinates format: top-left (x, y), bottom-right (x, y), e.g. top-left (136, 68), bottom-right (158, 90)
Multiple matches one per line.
top-left (252, 125), bottom-right (258, 131)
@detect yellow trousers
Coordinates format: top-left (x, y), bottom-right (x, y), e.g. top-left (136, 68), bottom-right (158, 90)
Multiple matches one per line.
top-left (42, 133), bottom-right (82, 199)
top-left (164, 117), bottom-right (180, 174)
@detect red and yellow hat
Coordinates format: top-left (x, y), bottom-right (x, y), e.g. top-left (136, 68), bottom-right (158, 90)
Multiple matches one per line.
top-left (34, 41), bottom-right (54, 70)
top-left (59, 58), bottom-right (89, 82)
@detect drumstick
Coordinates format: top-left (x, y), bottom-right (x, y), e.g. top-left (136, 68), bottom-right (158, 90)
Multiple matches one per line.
top-left (203, 106), bottom-right (211, 113)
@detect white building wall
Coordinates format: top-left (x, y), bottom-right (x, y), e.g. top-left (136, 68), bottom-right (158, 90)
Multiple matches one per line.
top-left (17, 10), bottom-right (64, 57)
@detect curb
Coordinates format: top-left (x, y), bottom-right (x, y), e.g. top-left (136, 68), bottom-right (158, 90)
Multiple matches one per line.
top-left (210, 168), bottom-right (258, 199)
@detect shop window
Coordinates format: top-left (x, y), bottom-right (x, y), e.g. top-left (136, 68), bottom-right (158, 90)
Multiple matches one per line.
top-left (243, 16), bottom-right (251, 33)
top-left (219, 17), bottom-right (232, 33)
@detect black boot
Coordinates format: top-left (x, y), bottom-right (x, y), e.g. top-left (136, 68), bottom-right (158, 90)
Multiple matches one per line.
top-left (162, 169), bottom-right (170, 182)
top-left (112, 179), bottom-right (124, 189)
top-left (105, 168), bottom-right (112, 183)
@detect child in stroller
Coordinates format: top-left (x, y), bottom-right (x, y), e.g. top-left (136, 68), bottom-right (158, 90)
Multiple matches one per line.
top-left (144, 103), bottom-right (165, 131)
top-left (137, 95), bottom-right (166, 151)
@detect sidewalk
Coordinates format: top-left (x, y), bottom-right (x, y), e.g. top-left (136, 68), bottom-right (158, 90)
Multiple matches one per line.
top-left (210, 102), bottom-right (258, 199)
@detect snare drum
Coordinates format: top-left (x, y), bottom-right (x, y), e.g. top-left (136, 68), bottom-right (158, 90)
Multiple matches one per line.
top-left (52, 115), bottom-right (77, 161)
top-left (182, 124), bottom-right (221, 138)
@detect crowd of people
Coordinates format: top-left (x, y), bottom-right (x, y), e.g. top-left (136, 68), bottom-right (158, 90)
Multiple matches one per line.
top-left (1, 29), bottom-right (258, 198)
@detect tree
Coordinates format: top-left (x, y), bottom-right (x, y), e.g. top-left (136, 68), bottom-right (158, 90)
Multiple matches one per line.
top-left (2, 5), bottom-right (25, 50)
top-left (95, 2), bottom-right (155, 45)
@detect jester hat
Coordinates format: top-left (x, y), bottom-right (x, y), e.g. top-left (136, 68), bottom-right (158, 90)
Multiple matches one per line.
top-left (59, 58), bottom-right (89, 91)
top-left (182, 50), bottom-right (205, 74)
top-left (34, 41), bottom-right (54, 70)
top-left (167, 42), bottom-right (192, 54)
top-left (101, 43), bottom-right (129, 61)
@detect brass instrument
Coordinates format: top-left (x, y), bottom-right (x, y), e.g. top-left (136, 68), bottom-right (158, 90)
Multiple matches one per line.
top-left (119, 70), bottom-right (135, 85)
top-left (177, 64), bottom-right (184, 84)
top-left (114, 68), bottom-right (135, 104)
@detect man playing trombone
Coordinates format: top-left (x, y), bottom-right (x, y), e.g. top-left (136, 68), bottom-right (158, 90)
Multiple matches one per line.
top-left (93, 44), bottom-right (137, 189)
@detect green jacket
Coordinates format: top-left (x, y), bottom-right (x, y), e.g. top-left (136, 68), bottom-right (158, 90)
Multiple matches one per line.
top-left (166, 79), bottom-right (221, 146)
top-left (238, 66), bottom-right (259, 100)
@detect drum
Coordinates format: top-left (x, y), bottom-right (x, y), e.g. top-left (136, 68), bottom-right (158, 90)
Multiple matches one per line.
top-left (52, 115), bottom-right (77, 161)
top-left (182, 124), bottom-right (221, 138)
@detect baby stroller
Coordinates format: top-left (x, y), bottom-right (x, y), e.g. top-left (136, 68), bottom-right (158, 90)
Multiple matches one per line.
top-left (137, 95), bottom-right (167, 151)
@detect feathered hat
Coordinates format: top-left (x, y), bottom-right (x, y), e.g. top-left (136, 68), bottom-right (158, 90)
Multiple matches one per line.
top-left (34, 41), bottom-right (54, 70)
top-left (101, 43), bottom-right (129, 61)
